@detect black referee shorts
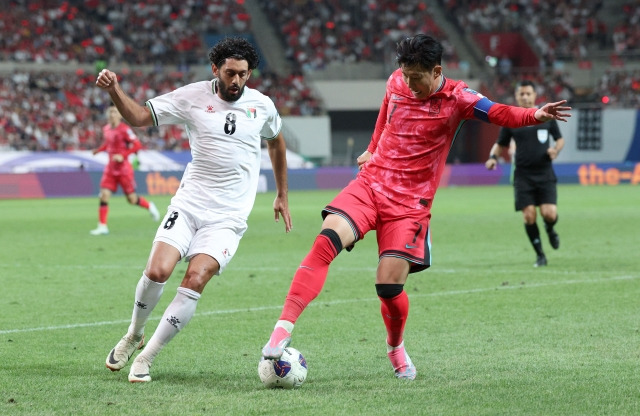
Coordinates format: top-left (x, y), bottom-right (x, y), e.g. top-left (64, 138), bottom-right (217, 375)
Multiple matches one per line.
top-left (513, 170), bottom-right (557, 211)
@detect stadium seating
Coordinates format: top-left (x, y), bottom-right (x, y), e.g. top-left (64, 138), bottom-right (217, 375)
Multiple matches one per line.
top-left (1, 0), bottom-right (639, 153)
top-left (0, 0), bottom-right (248, 65)
top-left (256, 0), bottom-right (458, 72)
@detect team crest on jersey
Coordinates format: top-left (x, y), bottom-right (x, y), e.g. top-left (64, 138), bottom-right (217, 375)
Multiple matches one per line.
top-left (428, 98), bottom-right (442, 115)
top-left (463, 88), bottom-right (485, 98)
top-left (245, 107), bottom-right (257, 118)
top-left (205, 105), bottom-right (215, 113)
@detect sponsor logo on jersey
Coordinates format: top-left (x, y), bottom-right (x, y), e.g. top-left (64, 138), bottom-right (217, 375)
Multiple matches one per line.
top-left (391, 94), bottom-right (404, 101)
top-left (246, 107), bottom-right (257, 118)
top-left (205, 105), bottom-right (215, 113)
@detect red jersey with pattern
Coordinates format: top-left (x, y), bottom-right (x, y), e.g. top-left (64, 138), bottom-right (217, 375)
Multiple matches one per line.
top-left (359, 69), bottom-right (539, 209)
top-left (97, 122), bottom-right (141, 176)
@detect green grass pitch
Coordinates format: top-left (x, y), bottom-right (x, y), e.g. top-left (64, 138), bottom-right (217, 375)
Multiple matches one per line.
top-left (1, 185), bottom-right (639, 415)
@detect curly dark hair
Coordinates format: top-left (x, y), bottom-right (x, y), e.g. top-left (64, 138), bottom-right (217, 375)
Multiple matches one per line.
top-left (395, 34), bottom-right (443, 71)
top-left (208, 37), bottom-right (260, 70)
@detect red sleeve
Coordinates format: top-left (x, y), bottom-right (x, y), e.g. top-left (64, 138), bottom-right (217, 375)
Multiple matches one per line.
top-left (122, 139), bottom-right (142, 158)
top-left (367, 92), bottom-right (390, 154)
top-left (488, 103), bottom-right (541, 128)
top-left (95, 142), bottom-right (107, 153)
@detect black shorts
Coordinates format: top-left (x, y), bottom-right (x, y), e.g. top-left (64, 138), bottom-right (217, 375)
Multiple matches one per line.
top-left (513, 170), bottom-right (557, 211)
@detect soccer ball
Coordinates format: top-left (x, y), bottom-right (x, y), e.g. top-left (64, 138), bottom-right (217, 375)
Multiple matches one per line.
top-left (258, 347), bottom-right (308, 389)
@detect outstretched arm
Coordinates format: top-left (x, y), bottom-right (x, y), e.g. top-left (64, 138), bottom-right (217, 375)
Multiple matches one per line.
top-left (92, 142), bottom-right (107, 155)
top-left (267, 133), bottom-right (292, 233)
top-left (96, 69), bottom-right (153, 127)
top-left (534, 100), bottom-right (572, 123)
top-left (488, 100), bottom-right (572, 128)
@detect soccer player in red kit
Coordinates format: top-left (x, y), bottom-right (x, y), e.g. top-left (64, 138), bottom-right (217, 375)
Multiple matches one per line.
top-left (262, 34), bottom-right (571, 380)
top-left (90, 106), bottom-right (159, 235)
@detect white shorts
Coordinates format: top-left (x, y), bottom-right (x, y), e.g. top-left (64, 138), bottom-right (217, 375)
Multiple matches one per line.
top-left (153, 204), bottom-right (247, 275)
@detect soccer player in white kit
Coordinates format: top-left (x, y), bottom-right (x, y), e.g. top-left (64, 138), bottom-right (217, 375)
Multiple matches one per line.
top-left (96, 37), bottom-right (292, 383)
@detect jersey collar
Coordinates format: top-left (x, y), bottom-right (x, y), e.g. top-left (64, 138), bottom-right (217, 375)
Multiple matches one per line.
top-left (434, 75), bottom-right (445, 94)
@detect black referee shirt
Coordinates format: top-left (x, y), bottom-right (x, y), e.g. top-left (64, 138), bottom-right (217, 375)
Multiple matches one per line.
top-left (497, 120), bottom-right (562, 173)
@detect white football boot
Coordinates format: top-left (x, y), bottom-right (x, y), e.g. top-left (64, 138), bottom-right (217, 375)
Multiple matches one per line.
top-left (90, 223), bottom-right (109, 235)
top-left (148, 202), bottom-right (160, 222)
top-left (105, 333), bottom-right (144, 371)
top-left (128, 355), bottom-right (152, 383)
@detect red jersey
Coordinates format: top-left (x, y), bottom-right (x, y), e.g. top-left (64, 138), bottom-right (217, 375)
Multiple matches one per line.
top-left (359, 70), bottom-right (540, 209)
top-left (97, 122), bottom-right (141, 176)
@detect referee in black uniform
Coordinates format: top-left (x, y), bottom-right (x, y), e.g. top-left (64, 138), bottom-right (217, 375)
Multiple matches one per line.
top-left (486, 80), bottom-right (565, 267)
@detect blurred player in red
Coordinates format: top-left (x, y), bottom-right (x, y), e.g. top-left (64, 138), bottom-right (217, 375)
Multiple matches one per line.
top-left (90, 106), bottom-right (159, 235)
top-left (262, 34), bottom-right (571, 380)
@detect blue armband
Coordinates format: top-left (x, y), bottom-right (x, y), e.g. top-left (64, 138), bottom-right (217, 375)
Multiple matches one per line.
top-left (473, 97), bottom-right (495, 123)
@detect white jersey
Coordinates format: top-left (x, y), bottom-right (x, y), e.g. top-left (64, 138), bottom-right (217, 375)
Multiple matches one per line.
top-left (146, 79), bottom-right (282, 220)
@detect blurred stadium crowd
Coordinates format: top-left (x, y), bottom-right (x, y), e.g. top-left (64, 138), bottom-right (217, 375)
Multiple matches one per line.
top-left (256, 0), bottom-right (458, 71)
top-left (0, 0), bottom-right (638, 152)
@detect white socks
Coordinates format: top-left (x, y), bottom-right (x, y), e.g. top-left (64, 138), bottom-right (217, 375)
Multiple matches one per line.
top-left (138, 287), bottom-right (201, 362)
top-left (275, 320), bottom-right (294, 333)
top-left (128, 273), bottom-right (166, 337)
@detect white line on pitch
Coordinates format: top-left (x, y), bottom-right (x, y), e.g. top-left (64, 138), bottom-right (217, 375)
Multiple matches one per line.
top-left (0, 275), bottom-right (636, 335)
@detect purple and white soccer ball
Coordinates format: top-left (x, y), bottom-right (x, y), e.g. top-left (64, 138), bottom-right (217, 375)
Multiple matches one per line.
top-left (258, 347), bottom-right (308, 389)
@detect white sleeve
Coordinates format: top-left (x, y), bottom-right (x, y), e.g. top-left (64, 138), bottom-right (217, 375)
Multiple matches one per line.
top-left (260, 99), bottom-right (282, 140)
top-left (146, 87), bottom-right (189, 127)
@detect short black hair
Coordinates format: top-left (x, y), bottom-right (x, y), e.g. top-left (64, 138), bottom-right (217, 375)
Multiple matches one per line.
top-left (208, 37), bottom-right (260, 70)
top-left (517, 80), bottom-right (536, 89)
top-left (395, 34), bottom-right (443, 71)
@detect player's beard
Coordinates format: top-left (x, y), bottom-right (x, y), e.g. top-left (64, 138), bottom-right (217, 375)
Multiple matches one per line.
top-left (218, 78), bottom-right (244, 102)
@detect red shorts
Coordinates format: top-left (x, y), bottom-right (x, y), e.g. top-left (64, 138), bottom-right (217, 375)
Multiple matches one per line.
top-left (323, 179), bottom-right (432, 273)
top-left (100, 171), bottom-right (137, 195)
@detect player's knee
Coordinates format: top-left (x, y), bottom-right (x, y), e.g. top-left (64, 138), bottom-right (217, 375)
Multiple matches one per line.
top-left (145, 265), bottom-right (173, 283)
top-left (540, 207), bottom-right (556, 221)
top-left (319, 228), bottom-right (343, 254)
top-left (375, 283), bottom-right (404, 299)
top-left (544, 213), bottom-right (558, 225)
top-left (523, 211), bottom-right (536, 224)
top-left (182, 267), bottom-right (217, 293)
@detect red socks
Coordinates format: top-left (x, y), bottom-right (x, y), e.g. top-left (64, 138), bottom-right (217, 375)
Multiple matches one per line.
top-left (137, 196), bottom-right (150, 209)
top-left (280, 233), bottom-right (339, 323)
top-left (98, 202), bottom-right (109, 225)
top-left (277, 229), bottom-right (409, 349)
top-left (379, 291), bottom-right (409, 347)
